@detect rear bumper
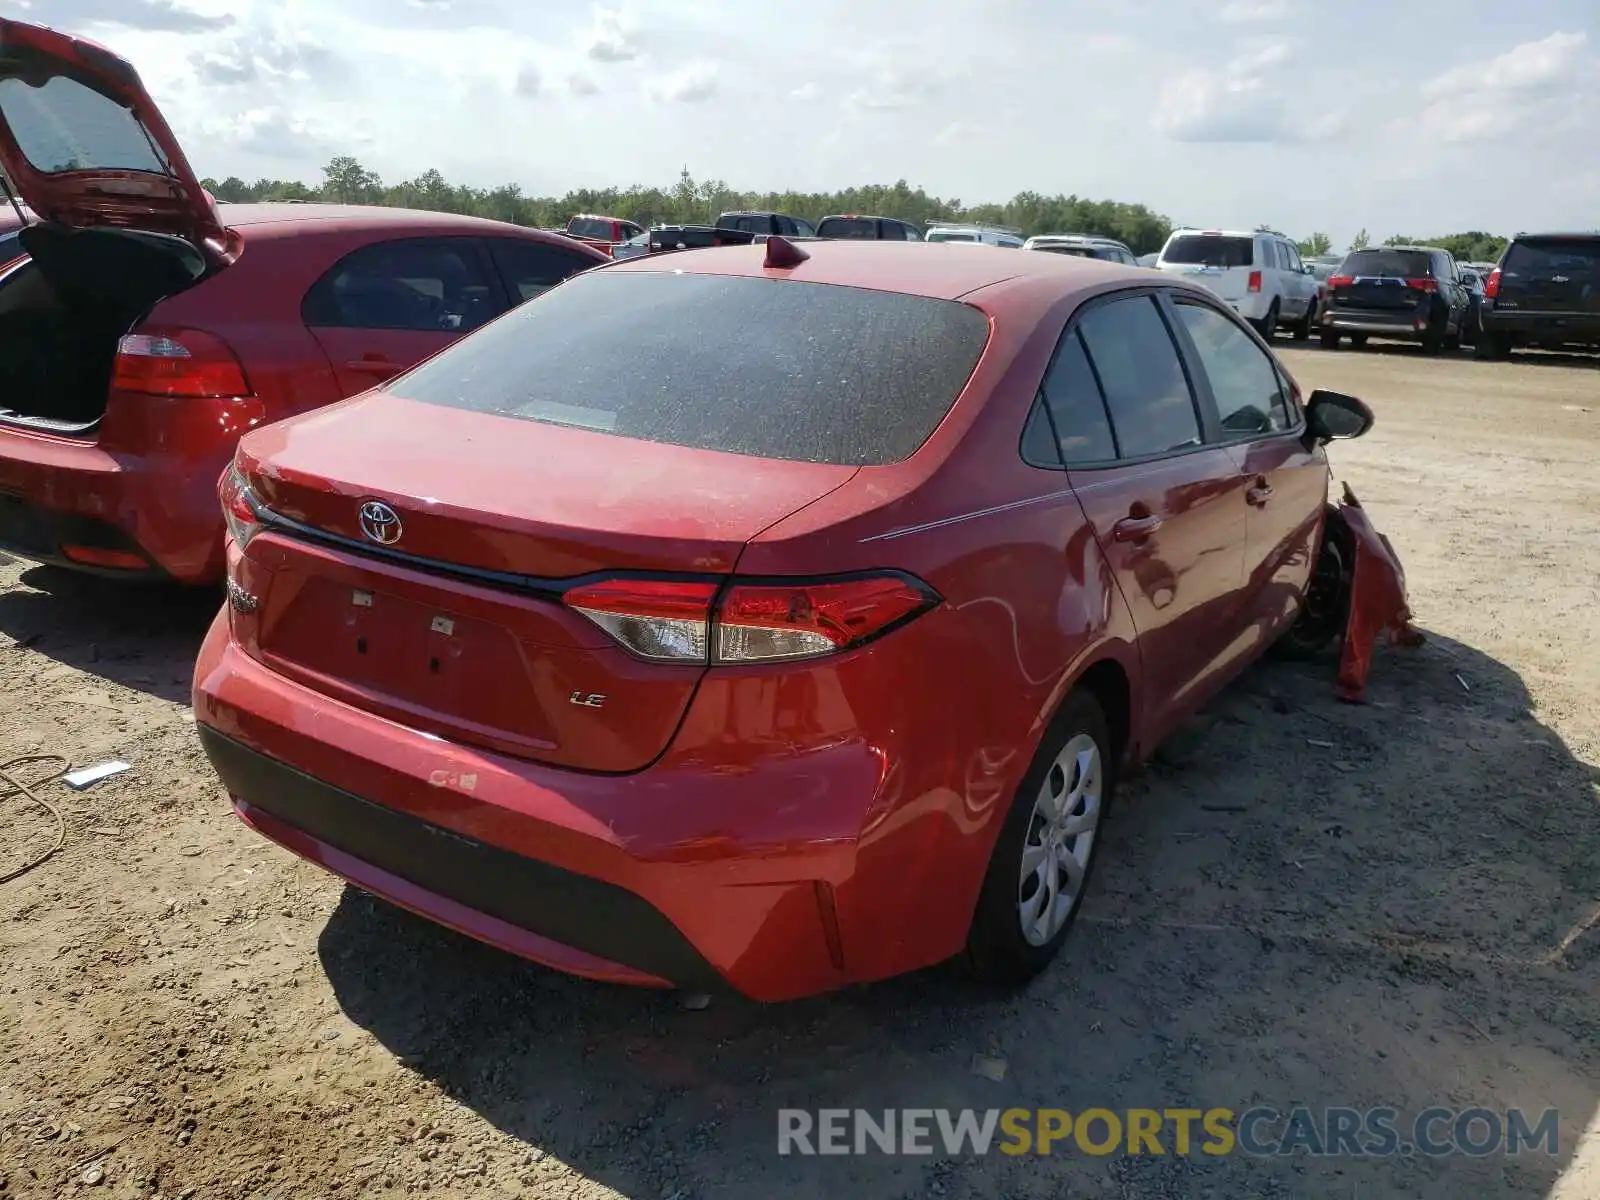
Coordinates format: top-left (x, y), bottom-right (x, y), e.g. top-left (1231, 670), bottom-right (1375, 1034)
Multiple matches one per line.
top-left (0, 422), bottom-right (236, 583)
top-left (191, 610), bottom-right (983, 1001)
top-left (1321, 309), bottom-right (1430, 340)
top-left (1481, 308), bottom-right (1600, 346)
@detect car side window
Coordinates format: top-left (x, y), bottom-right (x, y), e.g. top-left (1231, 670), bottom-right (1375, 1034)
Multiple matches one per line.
top-left (794, 217), bottom-right (817, 238)
top-left (903, 224), bottom-right (921, 241)
top-left (487, 238), bottom-right (598, 303)
top-left (1034, 328), bottom-right (1119, 464)
top-left (1283, 242), bottom-right (1303, 273)
top-left (1076, 294), bottom-right (1204, 458)
top-left (1172, 301), bottom-right (1289, 437)
top-left (302, 238), bottom-right (499, 332)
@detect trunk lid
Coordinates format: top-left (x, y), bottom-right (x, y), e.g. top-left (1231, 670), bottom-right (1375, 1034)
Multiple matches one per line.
top-left (1330, 248), bottom-right (1434, 312)
top-left (231, 395), bottom-right (859, 772)
top-left (1493, 238), bottom-right (1600, 316)
top-left (0, 19), bottom-right (230, 259)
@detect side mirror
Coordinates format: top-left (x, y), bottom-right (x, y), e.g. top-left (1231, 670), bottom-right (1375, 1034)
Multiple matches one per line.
top-left (1304, 389), bottom-right (1374, 443)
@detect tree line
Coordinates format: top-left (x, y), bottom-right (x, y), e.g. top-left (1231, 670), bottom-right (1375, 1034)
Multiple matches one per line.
top-left (197, 156), bottom-right (1507, 262)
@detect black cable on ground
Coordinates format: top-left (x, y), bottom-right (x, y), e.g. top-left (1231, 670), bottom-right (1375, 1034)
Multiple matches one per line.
top-left (0, 754), bottom-right (69, 883)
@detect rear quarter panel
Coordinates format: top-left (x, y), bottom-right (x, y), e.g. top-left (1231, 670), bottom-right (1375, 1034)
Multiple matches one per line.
top-left (736, 276), bottom-right (1143, 974)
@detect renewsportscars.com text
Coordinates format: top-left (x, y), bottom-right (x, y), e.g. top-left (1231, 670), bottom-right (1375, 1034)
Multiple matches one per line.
top-left (777, 1106), bottom-right (1560, 1158)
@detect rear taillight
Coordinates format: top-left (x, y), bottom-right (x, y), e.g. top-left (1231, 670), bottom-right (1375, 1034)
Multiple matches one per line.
top-left (1327, 274), bottom-right (1353, 289)
top-left (1485, 268), bottom-right (1502, 299)
top-left (1405, 277), bottom-right (1439, 293)
top-left (218, 463), bottom-right (263, 550)
top-left (564, 572), bottom-right (940, 665)
top-left (113, 328), bottom-right (251, 398)
top-left (1247, 270), bottom-right (1262, 293)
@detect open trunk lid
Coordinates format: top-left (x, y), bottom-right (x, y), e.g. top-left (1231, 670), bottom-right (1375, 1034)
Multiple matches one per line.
top-left (230, 396), bottom-right (859, 773)
top-left (0, 19), bottom-right (230, 260)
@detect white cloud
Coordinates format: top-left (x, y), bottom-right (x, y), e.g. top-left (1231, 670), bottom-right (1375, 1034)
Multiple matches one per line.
top-left (649, 60), bottom-right (716, 103)
top-left (568, 72), bottom-right (601, 96)
top-left (1218, 0), bottom-right (1293, 22)
top-left (582, 5), bottom-right (641, 62)
top-left (1153, 37), bottom-right (1339, 143)
top-left (514, 62), bottom-right (541, 98)
top-left (1417, 32), bottom-right (1592, 143)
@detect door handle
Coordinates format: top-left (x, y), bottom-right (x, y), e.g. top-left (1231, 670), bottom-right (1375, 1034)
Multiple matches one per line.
top-left (1246, 480), bottom-right (1273, 506)
top-left (346, 357), bottom-right (402, 378)
top-left (1112, 514), bottom-right (1163, 542)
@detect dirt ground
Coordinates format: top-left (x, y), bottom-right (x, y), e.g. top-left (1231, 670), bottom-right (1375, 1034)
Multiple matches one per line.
top-left (2, 344), bottom-right (1598, 1200)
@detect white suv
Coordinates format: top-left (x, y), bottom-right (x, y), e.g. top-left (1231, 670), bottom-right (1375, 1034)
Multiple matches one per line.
top-left (1154, 228), bottom-right (1321, 339)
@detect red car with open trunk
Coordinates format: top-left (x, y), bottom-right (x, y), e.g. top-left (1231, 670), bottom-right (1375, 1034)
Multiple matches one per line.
top-left (0, 18), bottom-right (607, 582)
top-left (194, 236), bottom-right (1377, 1002)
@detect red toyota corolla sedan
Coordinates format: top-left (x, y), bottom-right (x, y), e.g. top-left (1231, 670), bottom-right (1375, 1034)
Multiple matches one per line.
top-left (0, 18), bottom-right (606, 582)
top-left (193, 237), bottom-right (1374, 1002)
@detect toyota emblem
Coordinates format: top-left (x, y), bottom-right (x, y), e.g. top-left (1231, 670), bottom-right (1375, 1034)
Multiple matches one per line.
top-left (358, 500), bottom-right (403, 545)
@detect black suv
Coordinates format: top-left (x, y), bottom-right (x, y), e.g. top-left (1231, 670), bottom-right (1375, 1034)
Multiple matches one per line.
top-left (814, 214), bottom-right (923, 241)
top-left (1477, 233), bottom-right (1600, 359)
top-left (1319, 246), bottom-right (1471, 353)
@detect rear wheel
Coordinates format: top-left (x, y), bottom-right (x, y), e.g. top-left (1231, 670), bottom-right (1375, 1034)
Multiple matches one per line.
top-left (1350, 333), bottom-right (1369, 349)
top-left (1421, 333), bottom-right (1444, 354)
top-left (1254, 302), bottom-right (1280, 341)
top-left (1292, 296), bottom-right (1317, 340)
top-left (1476, 331), bottom-right (1512, 360)
top-left (1320, 330), bottom-right (1342, 350)
top-left (964, 691), bottom-right (1113, 986)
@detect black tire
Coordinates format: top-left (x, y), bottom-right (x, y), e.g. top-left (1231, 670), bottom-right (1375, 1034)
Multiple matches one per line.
top-left (1476, 331), bottom-right (1511, 360)
top-left (1254, 302), bottom-right (1280, 341)
top-left (1274, 512), bottom-right (1352, 661)
top-left (1461, 311), bottom-right (1479, 348)
top-left (1350, 333), bottom-right (1369, 349)
top-left (1292, 297), bottom-right (1316, 340)
top-left (1320, 330), bottom-right (1341, 350)
top-left (964, 690), bottom-right (1114, 986)
top-left (1421, 334), bottom-right (1444, 354)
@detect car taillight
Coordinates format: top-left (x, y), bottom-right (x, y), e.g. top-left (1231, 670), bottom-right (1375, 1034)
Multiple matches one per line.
top-left (564, 572), bottom-right (940, 665)
top-left (1485, 268), bottom-right (1501, 298)
top-left (1247, 270), bottom-right (1262, 293)
top-left (1327, 274), bottom-right (1353, 289)
top-left (218, 462), bottom-right (263, 550)
top-left (1405, 277), bottom-right (1438, 293)
top-left (113, 328), bottom-right (252, 398)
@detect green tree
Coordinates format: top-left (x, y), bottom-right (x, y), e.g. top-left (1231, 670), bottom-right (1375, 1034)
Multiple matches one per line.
top-left (193, 156), bottom-right (1179, 254)
top-left (1349, 228), bottom-right (1370, 251)
top-left (1297, 232), bottom-right (1332, 257)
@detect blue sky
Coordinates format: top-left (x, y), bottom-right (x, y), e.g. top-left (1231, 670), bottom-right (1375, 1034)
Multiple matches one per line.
top-left (4, 0), bottom-right (1597, 248)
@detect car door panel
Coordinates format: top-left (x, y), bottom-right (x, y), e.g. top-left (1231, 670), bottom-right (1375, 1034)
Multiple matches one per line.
top-left (1041, 293), bottom-right (1250, 747)
top-left (302, 236), bottom-right (505, 398)
top-left (1167, 296), bottom-right (1329, 650)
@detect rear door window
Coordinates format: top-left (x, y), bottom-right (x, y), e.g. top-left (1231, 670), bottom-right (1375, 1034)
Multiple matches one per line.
top-left (385, 271), bottom-right (991, 466)
top-left (794, 217), bottom-right (817, 237)
top-left (1172, 301), bottom-right (1290, 437)
top-left (1033, 329), bottom-right (1119, 464)
top-left (487, 238), bottom-right (600, 302)
top-left (1075, 294), bottom-right (1204, 458)
top-left (302, 238), bottom-right (502, 332)
top-left (1162, 235), bottom-right (1255, 268)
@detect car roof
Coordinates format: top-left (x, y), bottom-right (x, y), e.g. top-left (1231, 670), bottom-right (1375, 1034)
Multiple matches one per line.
top-left (1510, 231), bottom-right (1600, 241)
top-left (603, 239), bottom-right (1145, 301)
top-left (1168, 228), bottom-right (1262, 239)
top-left (1028, 234), bottom-right (1124, 245)
top-left (216, 202), bottom-right (595, 242)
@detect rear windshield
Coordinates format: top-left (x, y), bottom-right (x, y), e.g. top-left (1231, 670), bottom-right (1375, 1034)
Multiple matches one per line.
top-left (927, 230), bottom-right (978, 243)
top-left (0, 74), bottom-right (167, 175)
top-left (568, 218), bottom-right (613, 240)
top-left (818, 218), bottom-right (879, 239)
top-left (1503, 239), bottom-right (1600, 277)
top-left (385, 271), bottom-right (992, 466)
top-left (1161, 235), bottom-right (1254, 268)
top-left (1339, 249), bottom-right (1432, 278)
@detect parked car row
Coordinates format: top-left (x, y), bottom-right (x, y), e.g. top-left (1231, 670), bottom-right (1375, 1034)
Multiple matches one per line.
top-left (0, 15), bottom-right (1387, 1004)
